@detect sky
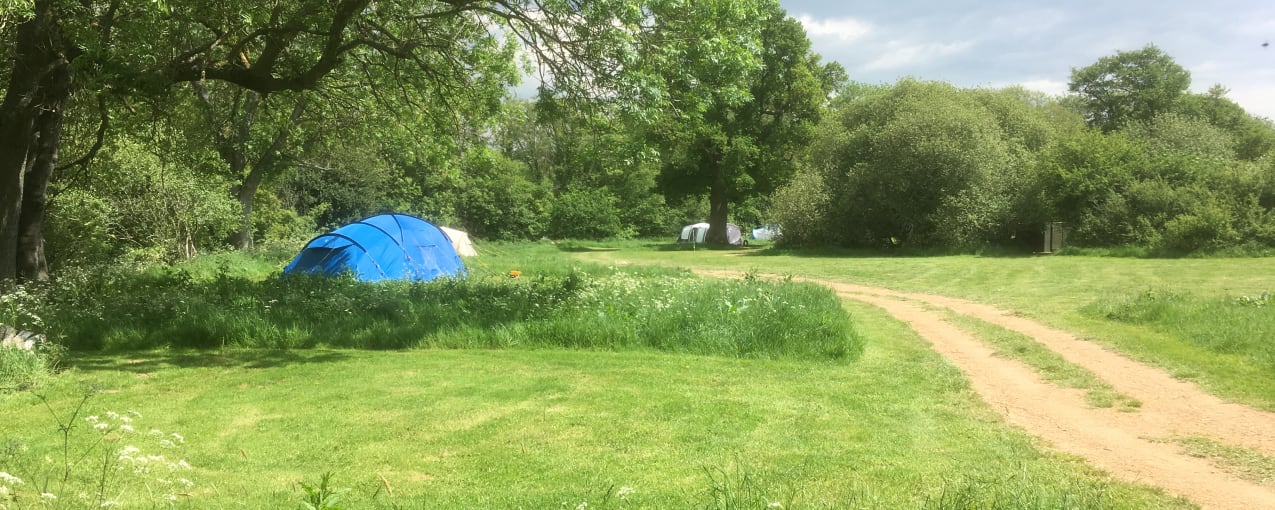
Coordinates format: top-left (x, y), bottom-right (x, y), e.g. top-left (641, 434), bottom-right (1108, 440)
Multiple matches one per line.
top-left (780, 0), bottom-right (1275, 119)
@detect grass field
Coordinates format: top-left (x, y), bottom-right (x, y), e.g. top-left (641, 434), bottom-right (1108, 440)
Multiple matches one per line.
top-left (4, 239), bottom-right (1261, 508)
top-left (0, 302), bottom-right (1189, 509)
top-left (568, 241), bottom-right (1275, 410)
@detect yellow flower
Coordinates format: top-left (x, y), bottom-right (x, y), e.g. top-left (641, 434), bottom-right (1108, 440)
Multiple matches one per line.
top-left (508, 270), bottom-right (521, 278)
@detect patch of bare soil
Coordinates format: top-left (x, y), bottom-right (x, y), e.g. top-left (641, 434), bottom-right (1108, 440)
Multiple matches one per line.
top-left (699, 269), bottom-right (1275, 509)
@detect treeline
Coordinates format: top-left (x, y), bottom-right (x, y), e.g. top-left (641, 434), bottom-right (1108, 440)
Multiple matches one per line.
top-left (774, 46), bottom-right (1275, 254)
top-left (8, 0), bottom-right (1275, 277)
top-left (4, 0), bottom-right (841, 276)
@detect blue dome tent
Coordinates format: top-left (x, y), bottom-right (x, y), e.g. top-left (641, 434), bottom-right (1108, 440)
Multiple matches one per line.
top-left (283, 214), bottom-right (466, 282)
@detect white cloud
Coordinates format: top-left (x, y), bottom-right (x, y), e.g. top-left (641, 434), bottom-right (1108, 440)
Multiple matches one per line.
top-left (1016, 79), bottom-right (1069, 96)
top-left (1221, 78), bottom-right (1275, 120)
top-left (796, 15), bottom-right (873, 42)
top-left (862, 40), bottom-right (974, 72)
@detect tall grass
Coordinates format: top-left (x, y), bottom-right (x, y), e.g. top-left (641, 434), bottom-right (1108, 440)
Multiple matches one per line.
top-left (1084, 289), bottom-right (1275, 370)
top-left (30, 256), bottom-right (862, 362)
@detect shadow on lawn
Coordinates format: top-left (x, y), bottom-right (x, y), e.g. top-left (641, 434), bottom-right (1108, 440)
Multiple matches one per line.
top-left (67, 349), bottom-right (353, 374)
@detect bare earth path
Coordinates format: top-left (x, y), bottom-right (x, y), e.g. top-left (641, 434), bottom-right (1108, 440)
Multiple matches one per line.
top-left (698, 270), bottom-right (1275, 510)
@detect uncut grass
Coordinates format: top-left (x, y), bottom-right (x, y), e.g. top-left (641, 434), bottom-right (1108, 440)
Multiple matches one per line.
top-left (0, 301), bottom-right (1189, 509)
top-left (941, 312), bottom-right (1140, 410)
top-left (567, 240), bottom-right (1275, 409)
top-left (1085, 289), bottom-right (1275, 371)
top-left (36, 259), bottom-right (860, 362)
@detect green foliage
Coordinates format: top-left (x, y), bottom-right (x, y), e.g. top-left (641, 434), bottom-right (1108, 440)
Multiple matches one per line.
top-left (768, 168), bottom-right (833, 246)
top-left (1173, 86), bottom-right (1275, 161)
top-left (548, 188), bottom-right (628, 239)
top-left (49, 135), bottom-right (239, 265)
top-left (647, 0), bottom-right (838, 244)
top-left (1069, 44), bottom-right (1191, 132)
top-left (454, 149), bottom-right (550, 241)
top-left (793, 80), bottom-right (1050, 249)
top-left (1036, 113), bottom-right (1275, 254)
top-left (43, 189), bottom-right (116, 268)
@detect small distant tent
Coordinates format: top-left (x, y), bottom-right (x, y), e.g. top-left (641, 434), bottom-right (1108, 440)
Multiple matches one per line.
top-left (284, 213), bottom-right (465, 282)
top-left (751, 224), bottom-right (781, 241)
top-left (677, 222), bottom-right (710, 243)
top-left (676, 222), bottom-right (744, 245)
top-left (438, 226), bottom-right (478, 257)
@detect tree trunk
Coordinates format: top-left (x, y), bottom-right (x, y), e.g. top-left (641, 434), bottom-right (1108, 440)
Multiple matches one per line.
top-left (0, 0), bottom-right (66, 280)
top-left (17, 83), bottom-right (70, 281)
top-left (706, 157), bottom-right (731, 245)
top-left (229, 95), bottom-right (309, 250)
top-left (231, 167), bottom-right (264, 250)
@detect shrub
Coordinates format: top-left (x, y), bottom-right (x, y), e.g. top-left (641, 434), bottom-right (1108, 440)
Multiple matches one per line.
top-left (547, 188), bottom-right (628, 239)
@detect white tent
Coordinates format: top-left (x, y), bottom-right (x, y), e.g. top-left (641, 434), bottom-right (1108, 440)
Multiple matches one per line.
top-left (677, 223), bottom-right (710, 243)
top-left (751, 224), bottom-right (781, 241)
top-left (439, 226), bottom-right (478, 257)
top-left (677, 222), bottom-right (744, 245)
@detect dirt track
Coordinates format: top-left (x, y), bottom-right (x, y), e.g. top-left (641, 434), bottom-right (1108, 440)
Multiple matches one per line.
top-left (700, 270), bottom-right (1275, 510)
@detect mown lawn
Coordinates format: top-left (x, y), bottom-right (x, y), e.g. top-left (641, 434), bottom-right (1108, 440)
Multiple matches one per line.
top-left (0, 300), bottom-right (1190, 509)
top-left (569, 241), bottom-right (1275, 410)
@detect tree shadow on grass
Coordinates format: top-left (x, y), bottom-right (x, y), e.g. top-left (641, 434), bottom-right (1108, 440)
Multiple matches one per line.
top-left (66, 349), bottom-right (354, 374)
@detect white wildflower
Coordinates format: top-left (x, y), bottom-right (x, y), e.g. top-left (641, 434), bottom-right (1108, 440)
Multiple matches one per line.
top-left (118, 424), bottom-right (134, 433)
top-left (575, 502), bottom-right (588, 510)
top-left (0, 472), bottom-right (21, 485)
top-left (105, 411), bottom-right (120, 420)
top-left (93, 423), bottom-right (109, 431)
top-left (149, 429), bottom-right (163, 436)
top-left (40, 492), bottom-right (56, 501)
top-left (85, 416), bottom-right (99, 424)
top-left (170, 432), bottom-right (184, 444)
top-left (767, 502), bottom-right (783, 509)
top-left (616, 486), bottom-right (635, 500)
top-left (178, 478), bottom-right (194, 488)
top-left (100, 500), bottom-right (120, 508)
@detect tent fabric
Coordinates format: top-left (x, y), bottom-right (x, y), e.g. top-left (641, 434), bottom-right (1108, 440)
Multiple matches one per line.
top-left (284, 214), bottom-right (466, 282)
top-left (752, 224), bottom-right (781, 241)
top-left (677, 223), bottom-right (710, 243)
top-left (439, 226), bottom-right (478, 257)
top-left (676, 222), bottom-right (744, 245)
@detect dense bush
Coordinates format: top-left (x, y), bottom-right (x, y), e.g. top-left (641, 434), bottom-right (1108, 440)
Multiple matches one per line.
top-left (776, 81), bottom-right (1064, 249)
top-left (45, 137), bottom-right (238, 266)
top-left (547, 188), bottom-right (628, 239)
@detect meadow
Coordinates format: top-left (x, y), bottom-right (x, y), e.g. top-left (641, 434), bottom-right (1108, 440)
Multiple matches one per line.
top-left (575, 242), bottom-right (1275, 411)
top-left (3, 240), bottom-right (1257, 508)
